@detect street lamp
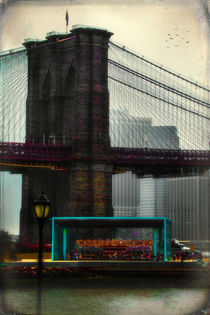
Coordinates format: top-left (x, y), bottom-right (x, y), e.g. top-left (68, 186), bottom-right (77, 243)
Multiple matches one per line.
top-left (33, 191), bottom-right (51, 280)
top-left (33, 191), bottom-right (50, 315)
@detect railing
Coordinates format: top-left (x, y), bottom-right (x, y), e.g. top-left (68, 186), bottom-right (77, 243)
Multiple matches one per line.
top-left (111, 147), bottom-right (210, 166)
top-left (0, 142), bottom-right (72, 161)
top-left (0, 142), bottom-right (209, 166)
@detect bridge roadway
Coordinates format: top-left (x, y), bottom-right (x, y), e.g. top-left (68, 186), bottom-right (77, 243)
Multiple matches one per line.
top-left (0, 142), bottom-right (209, 176)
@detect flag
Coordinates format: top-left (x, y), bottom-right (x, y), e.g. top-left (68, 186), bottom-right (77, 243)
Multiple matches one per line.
top-left (66, 10), bottom-right (69, 27)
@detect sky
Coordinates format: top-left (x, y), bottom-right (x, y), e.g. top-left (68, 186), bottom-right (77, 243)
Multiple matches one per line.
top-left (1, 0), bottom-right (210, 85)
top-left (0, 0), bottom-right (209, 235)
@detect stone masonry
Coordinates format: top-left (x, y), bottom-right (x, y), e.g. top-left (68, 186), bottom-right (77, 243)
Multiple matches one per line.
top-left (20, 26), bottom-right (113, 242)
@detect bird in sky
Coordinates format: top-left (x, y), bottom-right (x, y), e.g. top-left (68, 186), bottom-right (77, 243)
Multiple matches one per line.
top-left (165, 29), bottom-right (191, 48)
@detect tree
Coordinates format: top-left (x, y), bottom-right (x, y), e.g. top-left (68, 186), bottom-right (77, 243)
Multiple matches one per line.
top-left (0, 230), bottom-right (12, 260)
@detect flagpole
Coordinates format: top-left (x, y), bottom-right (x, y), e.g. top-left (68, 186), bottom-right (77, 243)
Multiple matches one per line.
top-left (65, 9), bottom-right (69, 34)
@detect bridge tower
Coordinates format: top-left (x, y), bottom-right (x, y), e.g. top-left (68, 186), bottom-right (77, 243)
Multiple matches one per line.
top-left (20, 26), bottom-right (113, 242)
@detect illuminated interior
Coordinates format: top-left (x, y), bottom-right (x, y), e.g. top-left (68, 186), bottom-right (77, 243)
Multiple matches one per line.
top-left (51, 217), bottom-right (172, 262)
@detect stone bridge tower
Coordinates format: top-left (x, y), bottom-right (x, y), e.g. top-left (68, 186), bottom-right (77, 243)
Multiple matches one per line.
top-left (20, 26), bottom-right (113, 242)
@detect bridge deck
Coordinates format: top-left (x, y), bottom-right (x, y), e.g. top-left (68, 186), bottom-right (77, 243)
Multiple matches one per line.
top-left (0, 142), bottom-right (209, 176)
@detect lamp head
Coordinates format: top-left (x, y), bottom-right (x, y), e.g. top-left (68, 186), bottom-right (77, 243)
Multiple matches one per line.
top-left (33, 191), bottom-right (50, 220)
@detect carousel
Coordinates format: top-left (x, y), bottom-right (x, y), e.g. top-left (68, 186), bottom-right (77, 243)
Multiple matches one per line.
top-left (51, 217), bottom-right (172, 262)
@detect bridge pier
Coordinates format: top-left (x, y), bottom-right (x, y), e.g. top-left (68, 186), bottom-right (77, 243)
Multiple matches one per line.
top-left (20, 26), bottom-right (113, 243)
top-left (20, 164), bottom-right (113, 242)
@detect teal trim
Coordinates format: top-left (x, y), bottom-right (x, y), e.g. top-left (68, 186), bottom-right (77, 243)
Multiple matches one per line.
top-left (67, 228), bottom-right (70, 258)
top-left (75, 227), bottom-right (79, 249)
top-left (153, 228), bottom-right (157, 257)
top-left (51, 216), bottom-right (173, 262)
top-left (63, 228), bottom-right (67, 260)
top-left (159, 228), bottom-right (163, 254)
top-left (169, 221), bottom-right (172, 257)
top-left (51, 217), bottom-right (54, 261)
top-left (54, 224), bottom-right (63, 260)
top-left (163, 218), bottom-right (167, 262)
top-left (52, 216), bottom-right (172, 221)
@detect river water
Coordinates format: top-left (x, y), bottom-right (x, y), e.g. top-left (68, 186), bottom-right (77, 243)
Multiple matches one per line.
top-left (1, 272), bottom-right (210, 315)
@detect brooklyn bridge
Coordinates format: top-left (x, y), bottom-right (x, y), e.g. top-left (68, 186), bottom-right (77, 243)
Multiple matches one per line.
top-left (0, 25), bottom-right (209, 244)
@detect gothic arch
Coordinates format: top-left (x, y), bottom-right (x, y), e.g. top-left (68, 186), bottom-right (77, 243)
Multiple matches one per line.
top-left (61, 65), bottom-right (76, 144)
top-left (40, 70), bottom-right (51, 139)
top-left (41, 70), bottom-right (51, 100)
top-left (64, 65), bottom-right (75, 98)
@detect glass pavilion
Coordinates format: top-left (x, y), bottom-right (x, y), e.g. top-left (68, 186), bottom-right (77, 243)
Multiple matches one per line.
top-left (51, 217), bottom-right (172, 262)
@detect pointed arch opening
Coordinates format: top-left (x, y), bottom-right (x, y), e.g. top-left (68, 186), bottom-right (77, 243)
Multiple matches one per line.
top-left (40, 71), bottom-right (51, 141)
top-left (62, 66), bottom-right (76, 144)
top-left (64, 65), bottom-right (75, 98)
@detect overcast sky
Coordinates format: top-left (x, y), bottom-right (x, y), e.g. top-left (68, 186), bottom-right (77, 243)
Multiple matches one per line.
top-left (0, 0), bottom-right (209, 235)
top-left (1, 0), bottom-right (210, 85)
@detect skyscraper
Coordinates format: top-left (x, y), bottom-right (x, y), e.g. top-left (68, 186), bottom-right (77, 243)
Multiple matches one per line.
top-left (166, 174), bottom-right (210, 251)
top-left (110, 110), bottom-right (180, 218)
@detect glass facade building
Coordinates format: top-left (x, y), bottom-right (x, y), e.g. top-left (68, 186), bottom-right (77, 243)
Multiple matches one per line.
top-left (166, 173), bottom-right (210, 251)
top-left (110, 111), bottom-right (179, 221)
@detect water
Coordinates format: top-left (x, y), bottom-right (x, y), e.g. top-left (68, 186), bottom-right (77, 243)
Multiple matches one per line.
top-left (1, 273), bottom-right (210, 315)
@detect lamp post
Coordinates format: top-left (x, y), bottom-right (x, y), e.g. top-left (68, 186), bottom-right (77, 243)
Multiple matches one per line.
top-left (33, 191), bottom-right (50, 314)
